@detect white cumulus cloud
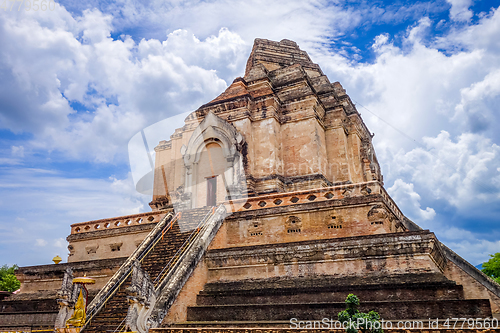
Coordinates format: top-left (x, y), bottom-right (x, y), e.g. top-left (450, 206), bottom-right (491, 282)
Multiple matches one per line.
top-left (446, 0), bottom-right (473, 22)
top-left (388, 179), bottom-right (436, 222)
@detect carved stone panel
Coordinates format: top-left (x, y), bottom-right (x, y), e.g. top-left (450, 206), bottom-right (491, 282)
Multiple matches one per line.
top-left (247, 220), bottom-right (263, 237)
top-left (367, 204), bottom-right (388, 226)
top-left (325, 211), bottom-right (343, 229)
top-left (285, 216), bottom-right (302, 234)
top-left (85, 244), bottom-right (98, 254)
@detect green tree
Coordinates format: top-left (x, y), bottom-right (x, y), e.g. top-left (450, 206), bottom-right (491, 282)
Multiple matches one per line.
top-left (338, 294), bottom-right (383, 333)
top-left (0, 264), bottom-right (21, 292)
top-left (482, 253), bottom-right (500, 284)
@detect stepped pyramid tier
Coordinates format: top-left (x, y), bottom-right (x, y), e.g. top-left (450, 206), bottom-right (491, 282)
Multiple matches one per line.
top-left (2, 39), bottom-right (500, 332)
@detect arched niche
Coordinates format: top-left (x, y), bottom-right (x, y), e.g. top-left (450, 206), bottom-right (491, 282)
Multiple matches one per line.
top-left (177, 112), bottom-right (247, 211)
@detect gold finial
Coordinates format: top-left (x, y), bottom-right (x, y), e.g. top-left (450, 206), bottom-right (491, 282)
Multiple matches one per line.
top-left (52, 255), bottom-right (62, 264)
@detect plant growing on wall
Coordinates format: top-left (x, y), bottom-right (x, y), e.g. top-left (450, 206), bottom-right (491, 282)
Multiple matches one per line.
top-left (338, 294), bottom-right (383, 333)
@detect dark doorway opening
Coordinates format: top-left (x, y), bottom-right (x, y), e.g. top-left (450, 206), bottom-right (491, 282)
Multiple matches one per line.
top-left (207, 176), bottom-right (217, 206)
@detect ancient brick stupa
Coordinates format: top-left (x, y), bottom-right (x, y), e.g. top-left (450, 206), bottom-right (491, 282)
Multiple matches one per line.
top-left (2, 39), bottom-right (500, 332)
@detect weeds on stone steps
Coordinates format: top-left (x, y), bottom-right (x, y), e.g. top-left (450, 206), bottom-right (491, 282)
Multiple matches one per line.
top-left (338, 294), bottom-right (383, 333)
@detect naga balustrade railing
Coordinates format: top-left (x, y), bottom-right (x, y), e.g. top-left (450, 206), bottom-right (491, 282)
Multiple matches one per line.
top-left (111, 206), bottom-right (219, 333)
top-left (81, 211), bottom-right (179, 330)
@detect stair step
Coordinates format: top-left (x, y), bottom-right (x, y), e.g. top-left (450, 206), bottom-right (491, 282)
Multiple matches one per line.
top-left (197, 274), bottom-right (465, 305)
top-left (187, 299), bottom-right (492, 321)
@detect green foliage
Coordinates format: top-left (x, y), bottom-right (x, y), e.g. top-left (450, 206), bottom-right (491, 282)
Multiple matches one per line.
top-left (338, 294), bottom-right (383, 333)
top-left (482, 253), bottom-right (500, 284)
top-left (0, 264), bottom-right (17, 278)
top-left (0, 264), bottom-right (21, 292)
top-left (346, 293), bottom-right (360, 310)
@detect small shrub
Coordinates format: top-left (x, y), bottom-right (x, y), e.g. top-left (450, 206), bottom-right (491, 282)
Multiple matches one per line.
top-left (338, 294), bottom-right (383, 333)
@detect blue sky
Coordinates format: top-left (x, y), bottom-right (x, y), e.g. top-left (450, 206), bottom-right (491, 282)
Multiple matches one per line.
top-left (1, 0), bottom-right (500, 267)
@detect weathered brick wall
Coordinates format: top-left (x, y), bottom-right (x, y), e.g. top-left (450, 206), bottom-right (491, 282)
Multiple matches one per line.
top-left (205, 231), bottom-right (445, 283)
top-left (442, 244), bottom-right (500, 314)
top-left (15, 257), bottom-right (125, 294)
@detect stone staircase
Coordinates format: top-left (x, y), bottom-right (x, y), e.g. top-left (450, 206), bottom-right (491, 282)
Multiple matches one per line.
top-left (85, 277), bottom-right (131, 332)
top-left (83, 207), bottom-right (214, 333)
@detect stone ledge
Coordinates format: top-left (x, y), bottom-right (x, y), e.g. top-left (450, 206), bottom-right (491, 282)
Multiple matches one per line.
top-left (17, 257), bottom-right (126, 275)
top-left (69, 211), bottom-right (166, 235)
top-left (207, 230), bottom-right (440, 261)
top-left (201, 273), bottom-right (457, 294)
top-left (67, 222), bottom-right (157, 241)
